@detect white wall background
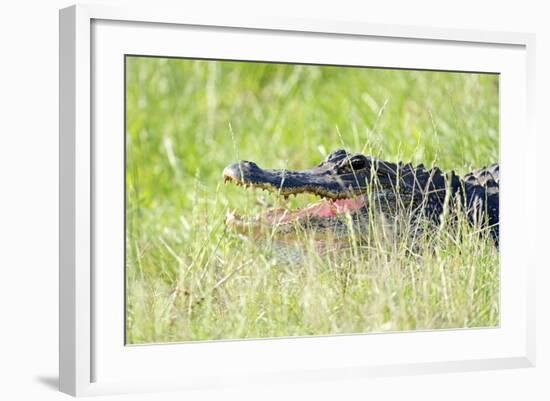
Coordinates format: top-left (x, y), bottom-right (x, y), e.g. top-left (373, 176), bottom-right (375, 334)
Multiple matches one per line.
top-left (0, 0), bottom-right (547, 400)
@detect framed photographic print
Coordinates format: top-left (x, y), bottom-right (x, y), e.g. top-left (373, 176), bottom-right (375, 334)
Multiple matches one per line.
top-left (59, 4), bottom-right (536, 396)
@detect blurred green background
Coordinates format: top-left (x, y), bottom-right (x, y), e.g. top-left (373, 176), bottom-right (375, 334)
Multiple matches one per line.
top-left (125, 57), bottom-right (499, 343)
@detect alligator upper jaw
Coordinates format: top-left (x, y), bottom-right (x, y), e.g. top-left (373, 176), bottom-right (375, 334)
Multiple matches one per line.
top-left (222, 160), bottom-right (369, 200)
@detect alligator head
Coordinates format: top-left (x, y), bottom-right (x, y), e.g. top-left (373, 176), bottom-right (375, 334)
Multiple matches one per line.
top-left (223, 149), bottom-right (368, 239)
top-left (223, 149), bottom-right (457, 241)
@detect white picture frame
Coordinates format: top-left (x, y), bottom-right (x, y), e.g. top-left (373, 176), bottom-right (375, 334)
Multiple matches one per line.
top-left (59, 4), bottom-right (536, 397)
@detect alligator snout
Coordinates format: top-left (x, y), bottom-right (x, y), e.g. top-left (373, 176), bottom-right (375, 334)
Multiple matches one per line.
top-left (223, 161), bottom-right (261, 183)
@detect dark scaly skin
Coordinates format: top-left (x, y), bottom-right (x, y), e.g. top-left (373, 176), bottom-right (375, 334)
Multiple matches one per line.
top-left (462, 163), bottom-right (499, 246)
top-left (223, 149), bottom-right (499, 247)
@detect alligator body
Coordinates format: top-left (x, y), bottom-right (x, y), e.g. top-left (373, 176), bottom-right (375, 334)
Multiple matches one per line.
top-left (223, 149), bottom-right (499, 247)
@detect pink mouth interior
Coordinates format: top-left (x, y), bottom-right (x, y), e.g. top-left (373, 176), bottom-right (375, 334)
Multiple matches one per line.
top-left (264, 197), bottom-right (365, 224)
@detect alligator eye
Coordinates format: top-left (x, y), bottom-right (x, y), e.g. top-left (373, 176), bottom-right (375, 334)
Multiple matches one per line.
top-left (336, 156), bottom-right (368, 174)
top-left (349, 156), bottom-right (367, 170)
top-left (326, 149), bottom-right (349, 163)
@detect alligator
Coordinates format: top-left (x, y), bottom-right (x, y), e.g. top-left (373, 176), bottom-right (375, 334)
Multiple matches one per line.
top-left (223, 149), bottom-right (499, 248)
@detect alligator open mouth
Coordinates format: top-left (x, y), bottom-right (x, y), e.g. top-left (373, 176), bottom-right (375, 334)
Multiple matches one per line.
top-left (222, 149), bottom-right (373, 239)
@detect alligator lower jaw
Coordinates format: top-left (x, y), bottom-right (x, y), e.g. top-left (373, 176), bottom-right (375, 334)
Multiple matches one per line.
top-left (225, 196), bottom-right (365, 239)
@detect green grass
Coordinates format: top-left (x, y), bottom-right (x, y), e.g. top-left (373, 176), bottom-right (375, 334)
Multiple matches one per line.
top-left (125, 56), bottom-right (499, 344)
